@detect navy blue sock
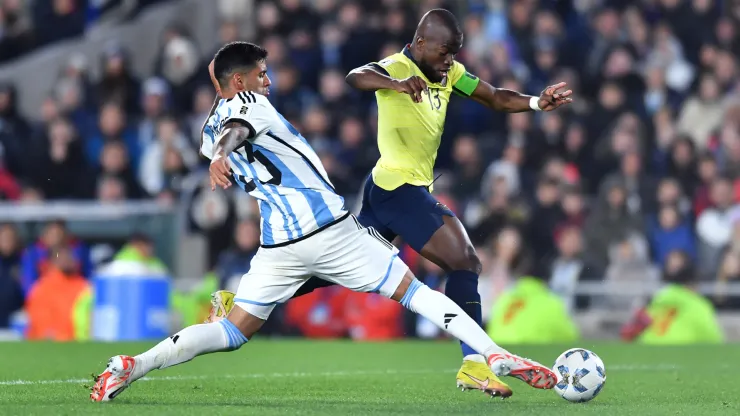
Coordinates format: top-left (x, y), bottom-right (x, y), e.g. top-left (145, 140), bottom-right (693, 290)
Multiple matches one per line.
top-left (444, 270), bottom-right (483, 357)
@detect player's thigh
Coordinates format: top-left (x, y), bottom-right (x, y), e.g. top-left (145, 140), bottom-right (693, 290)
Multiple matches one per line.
top-left (311, 217), bottom-right (408, 298)
top-left (370, 182), bottom-right (454, 254)
top-left (234, 246), bottom-right (310, 320)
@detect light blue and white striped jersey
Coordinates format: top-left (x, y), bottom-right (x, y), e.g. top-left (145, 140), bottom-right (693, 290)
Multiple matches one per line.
top-left (201, 91), bottom-right (347, 247)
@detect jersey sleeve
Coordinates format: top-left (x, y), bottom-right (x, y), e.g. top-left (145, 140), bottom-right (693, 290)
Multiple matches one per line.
top-left (221, 92), bottom-right (272, 140)
top-left (450, 61), bottom-right (480, 97)
top-left (371, 56), bottom-right (410, 80)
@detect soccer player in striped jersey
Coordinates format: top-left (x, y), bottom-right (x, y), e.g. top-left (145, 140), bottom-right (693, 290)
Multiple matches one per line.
top-left (90, 41), bottom-right (557, 402)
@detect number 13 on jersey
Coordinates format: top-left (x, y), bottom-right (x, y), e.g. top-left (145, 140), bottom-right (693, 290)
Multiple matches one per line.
top-left (426, 88), bottom-right (441, 110)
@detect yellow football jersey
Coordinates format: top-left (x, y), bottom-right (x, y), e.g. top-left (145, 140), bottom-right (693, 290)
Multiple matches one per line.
top-left (371, 46), bottom-right (480, 191)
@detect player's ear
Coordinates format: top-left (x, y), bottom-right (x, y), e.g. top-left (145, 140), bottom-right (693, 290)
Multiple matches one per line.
top-left (233, 73), bottom-right (245, 91)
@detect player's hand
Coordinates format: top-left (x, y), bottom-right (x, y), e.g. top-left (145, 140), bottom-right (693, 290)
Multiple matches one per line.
top-left (209, 153), bottom-right (232, 190)
top-left (538, 82), bottom-right (573, 111)
top-left (392, 76), bottom-right (428, 103)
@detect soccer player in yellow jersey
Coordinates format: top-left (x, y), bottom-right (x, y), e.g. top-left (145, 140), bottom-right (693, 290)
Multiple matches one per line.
top-left (342, 9), bottom-right (572, 396)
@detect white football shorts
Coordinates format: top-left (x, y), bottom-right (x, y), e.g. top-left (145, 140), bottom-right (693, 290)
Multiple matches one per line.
top-left (233, 215), bottom-right (409, 319)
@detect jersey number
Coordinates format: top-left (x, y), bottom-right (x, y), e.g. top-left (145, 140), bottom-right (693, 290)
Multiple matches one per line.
top-left (244, 144), bottom-right (282, 186)
top-left (426, 88), bottom-right (441, 110)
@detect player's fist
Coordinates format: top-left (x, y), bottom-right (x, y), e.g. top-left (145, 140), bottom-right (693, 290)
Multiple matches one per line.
top-left (538, 81), bottom-right (573, 111)
top-left (209, 153), bottom-right (232, 191)
top-left (393, 76), bottom-right (428, 103)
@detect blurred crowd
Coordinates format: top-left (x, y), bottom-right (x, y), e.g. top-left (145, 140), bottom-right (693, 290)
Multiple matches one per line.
top-left (0, 0), bottom-right (168, 62)
top-left (1, 0), bottom-right (739, 340)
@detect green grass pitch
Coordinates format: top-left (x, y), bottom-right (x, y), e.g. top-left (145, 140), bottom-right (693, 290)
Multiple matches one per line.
top-left (0, 340), bottom-right (737, 415)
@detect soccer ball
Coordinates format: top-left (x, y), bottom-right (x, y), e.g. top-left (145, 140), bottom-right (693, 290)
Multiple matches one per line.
top-left (552, 348), bottom-right (606, 403)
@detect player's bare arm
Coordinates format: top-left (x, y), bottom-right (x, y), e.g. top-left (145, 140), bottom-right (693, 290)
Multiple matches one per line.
top-left (209, 122), bottom-right (250, 190)
top-left (346, 65), bottom-right (427, 103)
top-left (469, 79), bottom-right (573, 113)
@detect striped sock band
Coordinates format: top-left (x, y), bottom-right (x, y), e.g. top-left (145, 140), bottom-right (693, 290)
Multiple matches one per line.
top-left (219, 320), bottom-right (249, 350)
top-left (400, 279), bottom-right (424, 308)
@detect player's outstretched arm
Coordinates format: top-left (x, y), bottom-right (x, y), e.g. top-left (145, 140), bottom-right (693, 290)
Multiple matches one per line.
top-left (469, 79), bottom-right (573, 113)
top-left (210, 123), bottom-right (251, 190)
top-left (346, 64), bottom-right (427, 103)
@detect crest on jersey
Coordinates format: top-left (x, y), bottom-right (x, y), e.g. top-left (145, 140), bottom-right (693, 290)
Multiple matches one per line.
top-left (240, 106), bottom-right (248, 115)
top-left (378, 58), bottom-right (396, 67)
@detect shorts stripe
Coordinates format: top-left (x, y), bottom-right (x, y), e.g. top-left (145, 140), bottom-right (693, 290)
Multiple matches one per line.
top-left (368, 227), bottom-right (393, 250)
top-left (352, 215), bottom-right (362, 230)
top-left (234, 297), bottom-right (278, 306)
top-left (371, 252), bottom-right (399, 293)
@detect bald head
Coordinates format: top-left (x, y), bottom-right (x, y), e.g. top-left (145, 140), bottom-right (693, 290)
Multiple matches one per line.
top-left (415, 9), bottom-right (462, 41)
top-left (411, 9), bottom-right (463, 83)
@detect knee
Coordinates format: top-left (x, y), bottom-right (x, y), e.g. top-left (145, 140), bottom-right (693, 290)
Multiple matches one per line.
top-left (445, 246), bottom-right (482, 274)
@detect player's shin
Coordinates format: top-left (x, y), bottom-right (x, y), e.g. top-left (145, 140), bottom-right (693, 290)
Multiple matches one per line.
top-left (444, 270), bottom-right (483, 357)
top-left (134, 320), bottom-right (248, 377)
top-left (397, 279), bottom-right (507, 357)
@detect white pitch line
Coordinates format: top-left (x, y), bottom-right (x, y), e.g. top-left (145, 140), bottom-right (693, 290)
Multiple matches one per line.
top-left (0, 365), bottom-right (680, 387)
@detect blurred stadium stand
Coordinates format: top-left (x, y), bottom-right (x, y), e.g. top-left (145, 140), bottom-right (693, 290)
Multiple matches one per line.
top-left (1, 0), bottom-right (739, 342)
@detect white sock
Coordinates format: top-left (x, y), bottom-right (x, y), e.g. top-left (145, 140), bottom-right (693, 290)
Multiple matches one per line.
top-left (134, 320), bottom-right (248, 378)
top-left (401, 280), bottom-right (508, 358)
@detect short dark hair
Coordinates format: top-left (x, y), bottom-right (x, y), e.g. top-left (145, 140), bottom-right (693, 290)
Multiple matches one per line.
top-left (213, 42), bottom-right (268, 85)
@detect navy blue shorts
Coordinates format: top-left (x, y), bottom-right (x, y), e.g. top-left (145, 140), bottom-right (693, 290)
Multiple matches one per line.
top-left (357, 175), bottom-right (455, 252)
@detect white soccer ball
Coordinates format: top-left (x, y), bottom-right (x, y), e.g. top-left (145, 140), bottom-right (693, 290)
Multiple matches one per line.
top-left (552, 348), bottom-right (606, 403)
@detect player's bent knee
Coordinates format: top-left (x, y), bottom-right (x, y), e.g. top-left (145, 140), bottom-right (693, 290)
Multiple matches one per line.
top-left (446, 246), bottom-right (482, 274)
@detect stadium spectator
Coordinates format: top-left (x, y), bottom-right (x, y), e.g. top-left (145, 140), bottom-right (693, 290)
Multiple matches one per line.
top-left (0, 83), bottom-right (30, 179)
top-left (694, 152), bottom-right (720, 217)
top-left (648, 205), bottom-right (697, 267)
top-left (549, 225), bottom-right (596, 312)
top-left (605, 151), bottom-right (658, 215)
top-left (696, 177), bottom-right (737, 277)
top-left (479, 226), bottom-right (526, 310)
top-left (678, 73), bottom-right (725, 148)
top-left (157, 34), bottom-right (200, 115)
top-left (98, 233), bottom-right (166, 276)
top-left (20, 220), bottom-right (91, 295)
top-left (486, 260), bottom-right (579, 344)
top-left (604, 233), bottom-right (661, 308)
top-left (33, 0), bottom-right (85, 48)
top-left (97, 140), bottom-right (144, 199)
top-left (622, 250), bottom-right (724, 344)
top-left (25, 246), bottom-right (90, 341)
top-left (138, 115), bottom-right (197, 196)
top-left (0, 224), bottom-right (22, 328)
top-left (527, 176), bottom-right (564, 261)
top-left (30, 118), bottom-right (87, 200)
top-left (137, 77), bottom-right (170, 147)
top-left (584, 178), bottom-right (645, 271)
top-left (0, 0), bottom-right (33, 62)
top-left (95, 43), bottom-right (140, 114)
top-left (86, 102), bottom-right (140, 170)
